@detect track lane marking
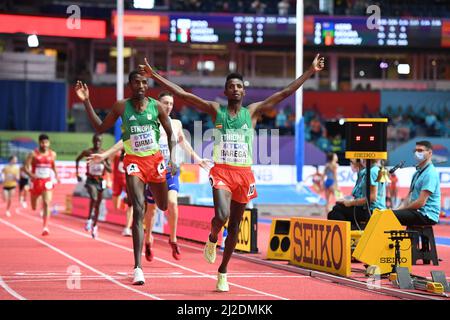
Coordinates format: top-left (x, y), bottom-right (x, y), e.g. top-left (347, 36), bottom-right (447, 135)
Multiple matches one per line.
top-left (0, 217), bottom-right (161, 300)
top-left (14, 209), bottom-right (290, 300)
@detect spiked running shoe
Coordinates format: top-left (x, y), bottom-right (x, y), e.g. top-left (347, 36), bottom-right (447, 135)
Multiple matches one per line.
top-left (203, 238), bottom-right (217, 264)
top-left (216, 273), bottom-right (229, 292)
top-left (169, 241), bottom-right (181, 260)
top-left (133, 267), bottom-right (145, 285)
top-left (145, 243), bottom-right (154, 262)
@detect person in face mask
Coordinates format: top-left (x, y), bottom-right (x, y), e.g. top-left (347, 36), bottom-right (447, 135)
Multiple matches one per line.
top-left (328, 158), bottom-right (386, 230)
top-left (393, 141), bottom-right (441, 225)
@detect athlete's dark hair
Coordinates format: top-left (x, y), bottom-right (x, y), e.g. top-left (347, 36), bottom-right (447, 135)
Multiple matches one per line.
top-left (8, 155), bottom-right (16, 162)
top-left (128, 70), bottom-right (141, 83)
top-left (225, 73), bottom-right (244, 87)
top-left (416, 140), bottom-right (433, 150)
top-left (38, 134), bottom-right (49, 141)
top-left (326, 152), bottom-right (336, 162)
top-left (93, 133), bottom-right (102, 141)
top-left (158, 91), bottom-right (173, 100)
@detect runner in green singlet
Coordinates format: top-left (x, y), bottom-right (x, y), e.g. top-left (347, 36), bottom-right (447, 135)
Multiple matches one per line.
top-left (138, 54), bottom-right (325, 291)
top-left (75, 71), bottom-right (177, 286)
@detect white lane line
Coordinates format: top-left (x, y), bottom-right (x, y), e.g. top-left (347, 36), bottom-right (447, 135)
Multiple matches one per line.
top-left (4, 274), bottom-right (308, 281)
top-left (0, 217), bottom-right (161, 300)
top-left (15, 209), bottom-right (290, 300)
top-left (0, 275), bottom-right (27, 300)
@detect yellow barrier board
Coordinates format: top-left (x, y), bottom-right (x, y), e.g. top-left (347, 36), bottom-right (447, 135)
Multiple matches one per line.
top-left (289, 217), bottom-right (351, 277)
top-left (266, 219), bottom-right (292, 261)
top-left (353, 209), bottom-right (411, 274)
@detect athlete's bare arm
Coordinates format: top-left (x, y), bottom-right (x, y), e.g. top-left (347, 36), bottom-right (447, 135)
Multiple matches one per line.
top-left (52, 151), bottom-right (59, 182)
top-left (103, 157), bottom-right (112, 173)
top-left (23, 152), bottom-right (35, 179)
top-left (138, 58), bottom-right (220, 120)
top-left (88, 140), bottom-right (123, 164)
top-left (75, 81), bottom-right (126, 133)
top-left (247, 54), bottom-right (325, 124)
top-left (157, 101), bottom-right (177, 175)
top-left (75, 149), bottom-right (89, 181)
top-left (175, 120), bottom-right (211, 169)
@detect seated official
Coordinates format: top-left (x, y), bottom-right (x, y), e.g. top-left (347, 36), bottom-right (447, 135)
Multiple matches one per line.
top-left (328, 159), bottom-right (386, 230)
top-left (393, 141), bottom-right (441, 226)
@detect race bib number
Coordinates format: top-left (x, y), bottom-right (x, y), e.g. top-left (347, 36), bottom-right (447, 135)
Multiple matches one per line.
top-left (216, 129), bottom-right (251, 165)
top-left (35, 167), bottom-right (51, 179)
top-left (88, 163), bottom-right (104, 176)
top-left (247, 183), bottom-right (256, 197)
top-left (157, 161), bottom-right (166, 176)
top-left (130, 130), bottom-right (157, 153)
top-left (159, 142), bottom-right (170, 162)
top-left (101, 180), bottom-right (107, 189)
top-left (127, 163), bottom-right (140, 175)
top-left (219, 140), bottom-right (249, 164)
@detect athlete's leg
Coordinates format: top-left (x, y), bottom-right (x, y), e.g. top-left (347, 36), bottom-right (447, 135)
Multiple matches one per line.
top-left (42, 190), bottom-right (53, 228)
top-left (92, 188), bottom-right (103, 227)
top-left (144, 203), bottom-right (156, 245)
top-left (85, 183), bottom-right (97, 221)
top-left (209, 188), bottom-right (232, 243)
top-left (126, 174), bottom-right (147, 269)
top-left (125, 187), bottom-right (133, 229)
top-left (5, 189), bottom-right (13, 210)
top-left (218, 200), bottom-right (246, 274)
top-left (167, 190), bottom-right (178, 243)
top-left (147, 181), bottom-right (168, 212)
top-left (30, 194), bottom-right (39, 211)
top-left (22, 185), bottom-right (29, 208)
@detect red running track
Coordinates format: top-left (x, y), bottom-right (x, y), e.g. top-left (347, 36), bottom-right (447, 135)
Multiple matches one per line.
top-left (0, 197), bottom-right (402, 300)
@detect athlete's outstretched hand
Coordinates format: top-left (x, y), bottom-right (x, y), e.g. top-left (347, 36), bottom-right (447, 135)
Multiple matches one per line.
top-left (168, 160), bottom-right (178, 177)
top-left (86, 153), bottom-right (106, 165)
top-left (138, 58), bottom-right (154, 78)
top-left (198, 158), bottom-right (214, 171)
top-left (75, 81), bottom-right (90, 102)
top-left (310, 54), bottom-right (325, 73)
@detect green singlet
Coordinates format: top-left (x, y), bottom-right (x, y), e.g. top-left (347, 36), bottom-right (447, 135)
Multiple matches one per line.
top-left (121, 97), bottom-right (160, 157)
top-left (213, 105), bottom-right (253, 167)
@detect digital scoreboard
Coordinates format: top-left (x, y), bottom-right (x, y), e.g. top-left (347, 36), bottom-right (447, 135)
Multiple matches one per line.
top-left (113, 11), bottom-right (449, 48)
top-left (313, 17), bottom-right (443, 47)
top-left (345, 118), bottom-right (388, 160)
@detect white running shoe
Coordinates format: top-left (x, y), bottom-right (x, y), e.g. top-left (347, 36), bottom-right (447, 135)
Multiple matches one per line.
top-left (85, 219), bottom-right (93, 232)
top-left (121, 227), bottom-right (132, 237)
top-left (5, 210), bottom-right (11, 217)
top-left (133, 267), bottom-right (145, 285)
top-left (216, 273), bottom-right (229, 292)
top-left (21, 201), bottom-right (27, 209)
top-left (91, 225), bottom-right (98, 239)
top-left (203, 238), bottom-right (217, 264)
